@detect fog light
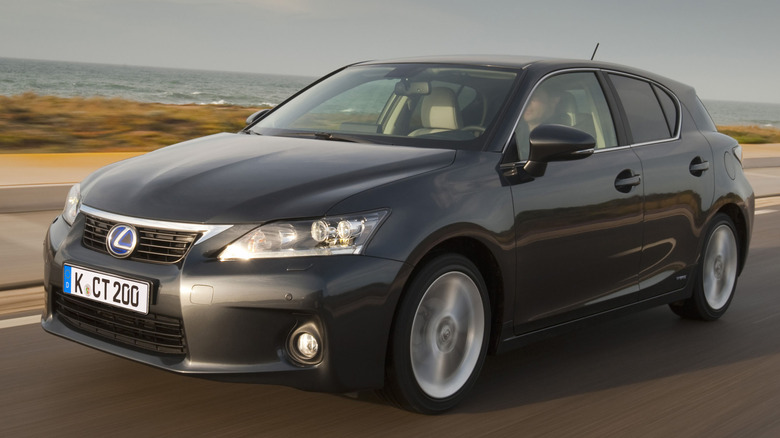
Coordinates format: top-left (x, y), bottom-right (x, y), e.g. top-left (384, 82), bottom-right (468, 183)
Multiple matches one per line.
top-left (288, 323), bottom-right (323, 365)
top-left (296, 332), bottom-right (319, 359)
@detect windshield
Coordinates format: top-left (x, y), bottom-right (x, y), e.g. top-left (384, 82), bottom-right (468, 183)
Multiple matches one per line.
top-left (249, 64), bottom-right (519, 150)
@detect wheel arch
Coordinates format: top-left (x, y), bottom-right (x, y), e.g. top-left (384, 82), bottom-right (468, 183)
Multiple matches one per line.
top-left (395, 235), bottom-right (507, 356)
top-left (715, 202), bottom-right (749, 275)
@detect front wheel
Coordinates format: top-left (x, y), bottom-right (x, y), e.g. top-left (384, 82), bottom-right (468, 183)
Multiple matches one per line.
top-left (670, 214), bottom-right (740, 320)
top-left (381, 254), bottom-right (490, 413)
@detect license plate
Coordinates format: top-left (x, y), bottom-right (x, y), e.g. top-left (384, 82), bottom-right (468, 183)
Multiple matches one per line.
top-left (63, 264), bottom-right (151, 314)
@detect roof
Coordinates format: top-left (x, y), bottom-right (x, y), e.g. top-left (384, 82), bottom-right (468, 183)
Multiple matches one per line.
top-left (356, 54), bottom-right (694, 97)
top-left (359, 55), bottom-right (549, 70)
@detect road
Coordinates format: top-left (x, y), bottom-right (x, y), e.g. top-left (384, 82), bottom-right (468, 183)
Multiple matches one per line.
top-left (1, 204), bottom-right (779, 436)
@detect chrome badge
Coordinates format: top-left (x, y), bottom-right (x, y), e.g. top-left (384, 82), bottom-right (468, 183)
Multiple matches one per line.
top-left (106, 224), bottom-right (138, 258)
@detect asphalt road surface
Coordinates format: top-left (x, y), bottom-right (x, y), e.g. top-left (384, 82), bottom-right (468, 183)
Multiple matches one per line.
top-left (1, 206), bottom-right (778, 437)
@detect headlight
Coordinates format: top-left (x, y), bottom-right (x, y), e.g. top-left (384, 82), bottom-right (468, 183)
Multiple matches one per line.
top-left (62, 184), bottom-right (81, 225)
top-left (219, 210), bottom-right (389, 260)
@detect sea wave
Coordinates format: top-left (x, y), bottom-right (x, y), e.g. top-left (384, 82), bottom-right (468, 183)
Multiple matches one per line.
top-left (198, 99), bottom-right (228, 105)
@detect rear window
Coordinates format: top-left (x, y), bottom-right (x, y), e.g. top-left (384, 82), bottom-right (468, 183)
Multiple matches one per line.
top-left (689, 97), bottom-right (718, 132)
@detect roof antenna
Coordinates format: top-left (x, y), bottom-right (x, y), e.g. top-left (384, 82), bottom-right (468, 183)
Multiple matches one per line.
top-left (590, 43), bottom-right (600, 61)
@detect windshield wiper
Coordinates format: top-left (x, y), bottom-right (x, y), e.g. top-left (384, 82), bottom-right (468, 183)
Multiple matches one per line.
top-left (266, 131), bottom-right (393, 145)
top-left (277, 131), bottom-right (362, 143)
top-left (314, 132), bottom-right (359, 142)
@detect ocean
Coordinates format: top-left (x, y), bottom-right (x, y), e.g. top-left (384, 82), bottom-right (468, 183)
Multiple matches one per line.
top-left (2, 57), bottom-right (780, 127)
top-left (0, 57), bottom-right (315, 107)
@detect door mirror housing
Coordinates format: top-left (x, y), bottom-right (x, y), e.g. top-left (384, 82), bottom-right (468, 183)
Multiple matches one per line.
top-left (523, 124), bottom-right (596, 177)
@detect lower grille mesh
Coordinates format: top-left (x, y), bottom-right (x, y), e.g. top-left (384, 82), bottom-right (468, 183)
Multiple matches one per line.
top-left (54, 289), bottom-right (187, 355)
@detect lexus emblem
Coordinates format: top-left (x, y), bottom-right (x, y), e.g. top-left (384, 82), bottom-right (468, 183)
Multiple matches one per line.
top-left (106, 224), bottom-right (138, 258)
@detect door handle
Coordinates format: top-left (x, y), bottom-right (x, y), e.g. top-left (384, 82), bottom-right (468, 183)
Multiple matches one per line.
top-left (690, 157), bottom-right (710, 176)
top-left (615, 169), bottom-right (641, 193)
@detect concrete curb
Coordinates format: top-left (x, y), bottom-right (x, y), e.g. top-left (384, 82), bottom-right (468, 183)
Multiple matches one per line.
top-left (0, 286), bottom-right (44, 316)
top-left (0, 184), bottom-right (72, 213)
top-left (744, 157), bottom-right (780, 169)
top-left (0, 281), bottom-right (43, 292)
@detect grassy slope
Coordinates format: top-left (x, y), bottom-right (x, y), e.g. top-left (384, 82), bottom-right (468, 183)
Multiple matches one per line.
top-left (0, 93), bottom-right (267, 153)
top-left (716, 125), bottom-right (780, 144)
top-left (1, 93), bottom-right (777, 153)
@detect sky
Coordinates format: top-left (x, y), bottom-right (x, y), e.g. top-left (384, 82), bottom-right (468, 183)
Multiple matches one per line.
top-left (1, 0), bottom-right (779, 103)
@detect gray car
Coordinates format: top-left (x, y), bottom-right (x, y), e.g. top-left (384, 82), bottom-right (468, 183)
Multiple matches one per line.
top-left (43, 56), bottom-right (754, 413)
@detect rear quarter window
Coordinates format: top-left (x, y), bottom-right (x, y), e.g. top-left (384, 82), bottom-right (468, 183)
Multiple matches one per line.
top-left (689, 97), bottom-right (719, 132)
top-left (653, 84), bottom-right (679, 136)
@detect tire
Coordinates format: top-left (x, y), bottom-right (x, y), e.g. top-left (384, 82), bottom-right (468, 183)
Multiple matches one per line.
top-left (670, 214), bottom-right (740, 321)
top-left (381, 254), bottom-right (490, 414)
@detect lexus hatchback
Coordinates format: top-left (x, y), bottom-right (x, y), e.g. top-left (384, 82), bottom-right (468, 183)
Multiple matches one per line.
top-left (43, 56), bottom-right (754, 413)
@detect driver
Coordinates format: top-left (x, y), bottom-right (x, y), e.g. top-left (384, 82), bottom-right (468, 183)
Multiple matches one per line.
top-left (514, 86), bottom-right (566, 160)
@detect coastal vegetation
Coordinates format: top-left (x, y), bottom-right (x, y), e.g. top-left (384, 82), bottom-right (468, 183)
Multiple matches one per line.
top-left (0, 93), bottom-right (267, 153)
top-left (716, 125), bottom-right (780, 144)
top-left (0, 93), bottom-right (777, 153)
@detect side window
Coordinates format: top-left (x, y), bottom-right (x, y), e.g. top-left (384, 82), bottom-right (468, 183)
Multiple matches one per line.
top-left (609, 74), bottom-right (675, 144)
top-left (513, 72), bottom-right (617, 161)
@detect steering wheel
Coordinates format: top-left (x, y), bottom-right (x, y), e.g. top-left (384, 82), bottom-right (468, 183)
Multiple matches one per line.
top-left (460, 125), bottom-right (486, 137)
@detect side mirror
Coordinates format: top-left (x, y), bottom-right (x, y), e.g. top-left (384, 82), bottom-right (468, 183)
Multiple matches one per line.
top-left (245, 109), bottom-right (270, 126)
top-left (523, 124), bottom-right (595, 177)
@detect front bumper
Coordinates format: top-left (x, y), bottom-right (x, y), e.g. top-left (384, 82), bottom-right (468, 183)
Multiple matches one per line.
top-left (42, 211), bottom-right (411, 393)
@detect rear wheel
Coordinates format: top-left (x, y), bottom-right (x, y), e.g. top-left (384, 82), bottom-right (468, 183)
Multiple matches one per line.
top-left (381, 254), bottom-right (490, 413)
top-left (670, 214), bottom-right (739, 320)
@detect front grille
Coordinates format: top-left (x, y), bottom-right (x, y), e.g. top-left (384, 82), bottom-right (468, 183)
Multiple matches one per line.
top-left (83, 214), bottom-right (200, 264)
top-left (55, 289), bottom-right (187, 355)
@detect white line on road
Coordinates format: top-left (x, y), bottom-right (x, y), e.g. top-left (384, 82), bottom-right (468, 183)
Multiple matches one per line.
top-left (756, 210), bottom-right (777, 215)
top-left (0, 315), bottom-right (40, 329)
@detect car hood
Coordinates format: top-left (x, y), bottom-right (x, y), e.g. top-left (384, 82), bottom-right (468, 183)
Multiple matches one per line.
top-left (80, 133), bottom-right (455, 223)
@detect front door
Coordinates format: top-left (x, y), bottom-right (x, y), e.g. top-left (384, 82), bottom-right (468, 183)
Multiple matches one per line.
top-left (507, 71), bottom-right (644, 332)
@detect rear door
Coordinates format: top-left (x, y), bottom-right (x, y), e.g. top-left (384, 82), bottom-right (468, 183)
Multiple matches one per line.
top-left (607, 73), bottom-right (715, 299)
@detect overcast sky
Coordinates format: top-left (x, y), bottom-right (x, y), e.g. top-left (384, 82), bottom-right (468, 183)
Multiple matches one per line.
top-left (2, 0), bottom-right (779, 103)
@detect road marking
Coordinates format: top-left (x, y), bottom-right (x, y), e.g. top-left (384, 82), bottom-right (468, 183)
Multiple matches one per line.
top-left (754, 313), bottom-right (780, 324)
top-left (755, 210), bottom-right (777, 215)
top-left (0, 315), bottom-right (40, 329)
